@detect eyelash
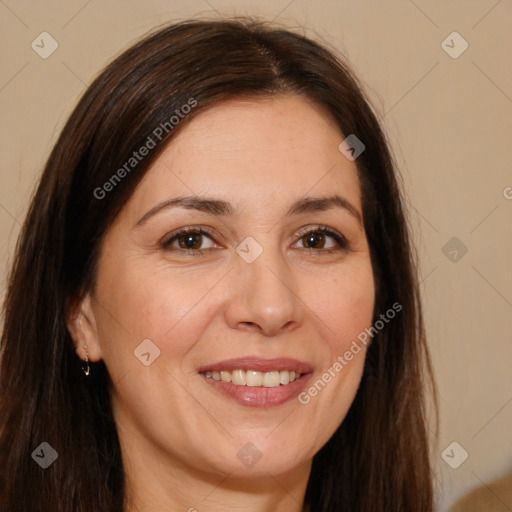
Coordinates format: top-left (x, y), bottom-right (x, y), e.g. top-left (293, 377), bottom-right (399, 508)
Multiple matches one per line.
top-left (160, 225), bottom-right (350, 256)
top-left (295, 225), bottom-right (350, 253)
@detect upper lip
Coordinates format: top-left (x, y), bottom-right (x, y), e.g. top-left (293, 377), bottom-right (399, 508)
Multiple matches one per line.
top-left (198, 357), bottom-right (313, 374)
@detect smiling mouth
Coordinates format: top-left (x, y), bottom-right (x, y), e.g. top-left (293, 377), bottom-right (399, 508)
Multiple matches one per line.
top-left (202, 369), bottom-right (302, 387)
top-left (198, 357), bottom-right (313, 407)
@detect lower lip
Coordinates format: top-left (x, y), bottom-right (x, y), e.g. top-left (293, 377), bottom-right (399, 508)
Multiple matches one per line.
top-left (201, 374), bottom-right (312, 407)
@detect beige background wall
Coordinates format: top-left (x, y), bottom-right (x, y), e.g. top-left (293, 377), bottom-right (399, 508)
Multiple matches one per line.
top-left (1, 1), bottom-right (511, 510)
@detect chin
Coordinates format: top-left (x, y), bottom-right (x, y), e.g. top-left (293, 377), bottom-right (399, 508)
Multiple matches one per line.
top-left (196, 433), bottom-right (314, 480)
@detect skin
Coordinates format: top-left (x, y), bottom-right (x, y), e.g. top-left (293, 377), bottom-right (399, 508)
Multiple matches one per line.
top-left (68, 94), bottom-right (375, 512)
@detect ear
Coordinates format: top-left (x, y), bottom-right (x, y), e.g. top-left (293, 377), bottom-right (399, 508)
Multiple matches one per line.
top-left (66, 293), bottom-right (103, 363)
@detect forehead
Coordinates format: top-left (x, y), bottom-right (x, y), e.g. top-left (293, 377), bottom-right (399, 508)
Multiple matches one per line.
top-left (127, 95), bottom-right (362, 218)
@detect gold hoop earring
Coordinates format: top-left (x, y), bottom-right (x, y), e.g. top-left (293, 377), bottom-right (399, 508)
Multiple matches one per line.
top-left (82, 345), bottom-right (90, 376)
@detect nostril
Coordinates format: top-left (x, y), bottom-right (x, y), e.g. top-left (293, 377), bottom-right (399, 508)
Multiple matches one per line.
top-left (236, 320), bottom-right (298, 336)
top-left (237, 321), bottom-right (259, 331)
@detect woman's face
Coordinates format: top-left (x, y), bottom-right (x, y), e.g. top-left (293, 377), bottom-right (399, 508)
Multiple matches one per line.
top-left (78, 95), bottom-right (375, 480)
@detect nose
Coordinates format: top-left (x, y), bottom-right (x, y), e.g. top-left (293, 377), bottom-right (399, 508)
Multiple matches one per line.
top-left (224, 247), bottom-right (303, 337)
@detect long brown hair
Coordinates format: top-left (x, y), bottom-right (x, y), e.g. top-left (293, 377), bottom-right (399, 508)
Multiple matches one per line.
top-left (0, 18), bottom-right (437, 511)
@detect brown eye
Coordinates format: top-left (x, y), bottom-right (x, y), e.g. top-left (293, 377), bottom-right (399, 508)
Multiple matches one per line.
top-left (302, 231), bottom-right (327, 249)
top-left (294, 228), bottom-right (347, 251)
top-left (177, 232), bottom-right (203, 250)
top-left (161, 228), bottom-right (216, 252)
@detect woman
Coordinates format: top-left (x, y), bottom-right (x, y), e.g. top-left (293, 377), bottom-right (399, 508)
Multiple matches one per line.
top-left (0, 18), bottom-right (437, 511)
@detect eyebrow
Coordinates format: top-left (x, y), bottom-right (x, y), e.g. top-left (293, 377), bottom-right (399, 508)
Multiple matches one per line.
top-left (135, 196), bottom-right (234, 228)
top-left (286, 195), bottom-right (363, 225)
top-left (134, 193), bottom-right (363, 228)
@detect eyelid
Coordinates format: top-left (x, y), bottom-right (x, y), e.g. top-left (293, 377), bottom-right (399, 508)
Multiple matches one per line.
top-left (294, 224), bottom-right (350, 247)
top-left (160, 224), bottom-right (350, 253)
top-left (160, 225), bottom-right (220, 250)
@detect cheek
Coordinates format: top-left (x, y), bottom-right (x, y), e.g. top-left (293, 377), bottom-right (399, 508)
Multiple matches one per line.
top-left (94, 264), bottom-right (223, 439)
top-left (304, 260), bottom-right (376, 348)
top-left (95, 259), bottom-right (224, 372)
top-left (295, 260), bottom-right (375, 427)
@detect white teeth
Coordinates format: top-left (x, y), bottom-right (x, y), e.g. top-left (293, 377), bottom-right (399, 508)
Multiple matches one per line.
top-left (231, 369), bottom-right (247, 385)
top-left (220, 371), bottom-right (232, 383)
top-left (246, 370), bottom-right (263, 387)
top-left (263, 371), bottom-right (280, 387)
top-left (204, 369), bottom-right (301, 387)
